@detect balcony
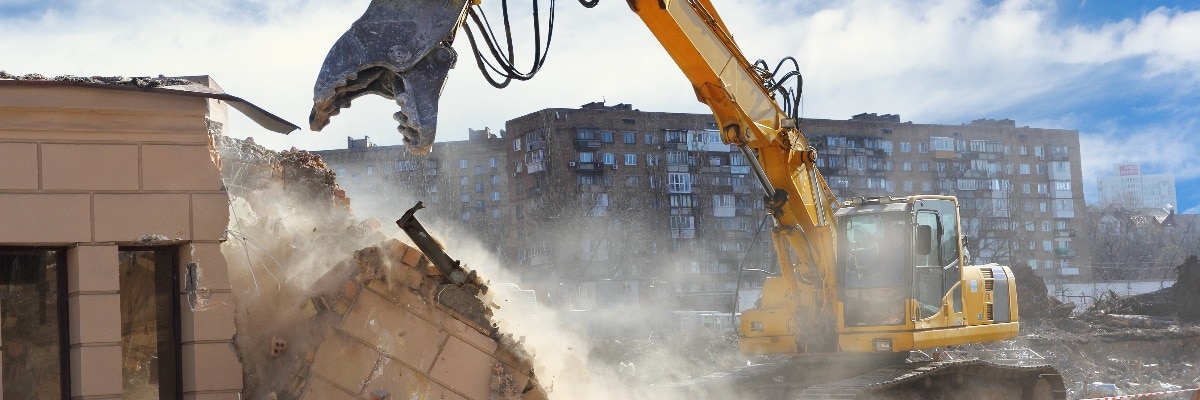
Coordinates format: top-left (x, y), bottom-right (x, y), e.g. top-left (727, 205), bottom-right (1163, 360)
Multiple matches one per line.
top-left (575, 139), bottom-right (602, 149)
top-left (1054, 249), bottom-right (1077, 258)
top-left (573, 161), bottom-right (603, 173)
top-left (1055, 229), bottom-right (1076, 238)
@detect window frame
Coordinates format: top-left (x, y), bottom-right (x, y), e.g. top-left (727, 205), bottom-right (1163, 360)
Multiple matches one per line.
top-left (0, 246), bottom-right (71, 397)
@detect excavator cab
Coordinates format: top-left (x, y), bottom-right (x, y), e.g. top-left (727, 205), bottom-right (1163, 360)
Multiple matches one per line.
top-left (833, 196), bottom-right (1020, 354)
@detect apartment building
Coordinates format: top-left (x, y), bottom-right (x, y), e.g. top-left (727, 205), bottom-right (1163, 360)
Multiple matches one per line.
top-left (503, 102), bottom-right (777, 312)
top-left (319, 104), bottom-right (1089, 313)
top-left (1097, 163), bottom-right (1177, 212)
top-left (805, 113), bottom-right (1088, 279)
top-left (313, 128), bottom-right (510, 253)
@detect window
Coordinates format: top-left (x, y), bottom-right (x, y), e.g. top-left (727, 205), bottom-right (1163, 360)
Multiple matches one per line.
top-left (667, 172), bottom-right (692, 193)
top-left (931, 137), bottom-right (954, 151)
top-left (396, 160), bottom-right (416, 172)
top-left (119, 248), bottom-right (181, 398)
top-left (474, 166), bottom-right (483, 175)
top-left (336, 168), bottom-right (345, 177)
top-left (600, 130), bottom-right (614, 143)
top-left (917, 142), bottom-right (928, 153)
top-left (366, 166), bottom-right (374, 175)
top-left (919, 162), bottom-right (929, 172)
top-left (713, 194), bottom-right (734, 207)
top-left (460, 176), bottom-right (468, 186)
top-left (624, 153), bottom-right (637, 165)
top-left (1019, 164), bottom-right (1030, 174)
top-left (902, 161), bottom-right (911, 171)
top-left (1041, 221), bottom-right (1051, 231)
top-left (644, 132), bottom-right (658, 145)
top-left (626, 175), bottom-right (640, 186)
top-left (579, 152), bottom-right (595, 163)
top-left (1, 247), bottom-right (69, 398)
top-left (1019, 146), bottom-right (1028, 156)
top-left (475, 183), bottom-right (483, 193)
top-left (645, 153), bottom-right (659, 166)
top-left (1055, 181), bottom-right (1072, 191)
top-left (513, 138), bottom-right (522, 152)
top-left (1034, 146), bottom-right (1044, 158)
top-left (489, 157), bottom-right (497, 168)
top-left (459, 159), bottom-right (467, 169)
top-left (491, 175), bottom-right (499, 185)
top-left (461, 194), bottom-right (470, 202)
top-left (602, 153), bottom-right (616, 165)
top-left (491, 191), bottom-right (500, 201)
top-left (1022, 183), bottom-right (1031, 193)
top-left (899, 142), bottom-right (911, 153)
top-left (623, 131), bottom-right (636, 144)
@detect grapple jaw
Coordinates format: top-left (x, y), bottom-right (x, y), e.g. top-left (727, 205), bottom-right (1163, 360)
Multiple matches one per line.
top-left (310, 0), bottom-right (469, 154)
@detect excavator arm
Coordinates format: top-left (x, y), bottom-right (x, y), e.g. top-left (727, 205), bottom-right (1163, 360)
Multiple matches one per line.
top-left (310, 0), bottom-right (842, 355)
top-left (626, 0), bottom-right (840, 354)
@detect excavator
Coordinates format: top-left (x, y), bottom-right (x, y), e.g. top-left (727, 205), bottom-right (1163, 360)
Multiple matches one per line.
top-left (308, 0), bottom-right (1066, 398)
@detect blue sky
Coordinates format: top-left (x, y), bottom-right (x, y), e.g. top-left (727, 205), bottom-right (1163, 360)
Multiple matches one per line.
top-left (2, 0), bottom-right (1198, 212)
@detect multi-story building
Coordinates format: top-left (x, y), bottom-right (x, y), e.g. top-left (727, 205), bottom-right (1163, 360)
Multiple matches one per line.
top-left (805, 113), bottom-right (1088, 280)
top-left (1097, 163), bottom-right (1177, 211)
top-left (314, 128), bottom-right (510, 253)
top-left (503, 102), bottom-right (775, 312)
top-left (318, 105), bottom-right (1091, 313)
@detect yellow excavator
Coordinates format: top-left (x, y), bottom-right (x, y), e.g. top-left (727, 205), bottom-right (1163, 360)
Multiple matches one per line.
top-left (309, 0), bottom-right (1065, 398)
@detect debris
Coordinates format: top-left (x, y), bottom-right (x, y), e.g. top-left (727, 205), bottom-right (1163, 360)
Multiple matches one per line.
top-left (215, 136), bottom-right (546, 399)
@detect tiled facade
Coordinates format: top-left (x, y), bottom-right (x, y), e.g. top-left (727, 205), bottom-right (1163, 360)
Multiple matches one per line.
top-left (0, 77), bottom-right (243, 399)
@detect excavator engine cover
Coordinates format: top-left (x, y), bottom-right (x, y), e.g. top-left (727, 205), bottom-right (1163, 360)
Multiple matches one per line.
top-left (309, 0), bottom-right (469, 154)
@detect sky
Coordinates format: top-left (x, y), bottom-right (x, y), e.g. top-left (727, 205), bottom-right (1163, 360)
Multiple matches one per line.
top-left (2, 0), bottom-right (1199, 212)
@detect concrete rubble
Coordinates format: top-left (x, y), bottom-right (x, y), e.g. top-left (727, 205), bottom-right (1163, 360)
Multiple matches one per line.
top-left (215, 136), bottom-right (546, 399)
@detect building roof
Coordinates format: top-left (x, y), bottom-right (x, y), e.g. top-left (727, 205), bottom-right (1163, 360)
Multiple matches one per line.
top-left (0, 72), bottom-right (299, 134)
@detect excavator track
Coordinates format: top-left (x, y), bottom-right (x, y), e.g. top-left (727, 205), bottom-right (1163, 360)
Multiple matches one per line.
top-left (799, 359), bottom-right (1065, 400)
top-left (675, 354), bottom-right (1063, 399)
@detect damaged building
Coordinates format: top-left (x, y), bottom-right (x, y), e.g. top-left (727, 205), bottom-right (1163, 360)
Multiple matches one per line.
top-left (0, 74), bottom-right (544, 399)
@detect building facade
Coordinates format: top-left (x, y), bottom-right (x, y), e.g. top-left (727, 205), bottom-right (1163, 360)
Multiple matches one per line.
top-left (503, 103), bottom-right (776, 312)
top-left (1097, 163), bottom-right (1177, 211)
top-left (314, 128), bottom-right (511, 254)
top-left (319, 104), bottom-right (1091, 313)
top-left (0, 75), bottom-right (279, 399)
top-left (805, 114), bottom-right (1089, 279)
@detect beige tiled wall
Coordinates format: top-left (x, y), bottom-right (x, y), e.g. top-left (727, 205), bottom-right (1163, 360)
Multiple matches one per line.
top-left (0, 83), bottom-right (241, 399)
top-left (299, 241), bottom-right (539, 400)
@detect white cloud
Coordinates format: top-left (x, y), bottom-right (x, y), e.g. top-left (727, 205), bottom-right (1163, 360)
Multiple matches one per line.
top-left (2, 0), bottom-right (1198, 172)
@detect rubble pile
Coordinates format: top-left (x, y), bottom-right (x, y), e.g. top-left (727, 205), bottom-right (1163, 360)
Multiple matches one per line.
top-left (1086, 256), bottom-right (1200, 320)
top-left (1015, 319), bottom-right (1200, 397)
top-left (987, 256), bottom-right (1200, 397)
top-left (1010, 262), bottom-right (1075, 318)
top-left (214, 137), bottom-right (545, 399)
